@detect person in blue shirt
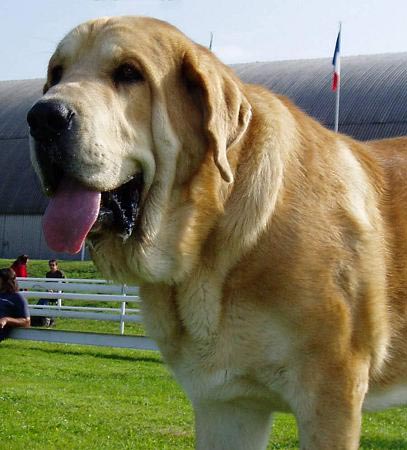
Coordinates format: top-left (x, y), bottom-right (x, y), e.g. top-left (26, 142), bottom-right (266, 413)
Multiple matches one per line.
top-left (0, 268), bottom-right (30, 341)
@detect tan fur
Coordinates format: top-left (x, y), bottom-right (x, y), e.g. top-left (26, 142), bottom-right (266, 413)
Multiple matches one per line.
top-left (32, 16), bottom-right (407, 450)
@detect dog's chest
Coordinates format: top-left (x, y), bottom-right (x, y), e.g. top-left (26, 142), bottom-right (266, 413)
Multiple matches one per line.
top-left (141, 283), bottom-right (294, 409)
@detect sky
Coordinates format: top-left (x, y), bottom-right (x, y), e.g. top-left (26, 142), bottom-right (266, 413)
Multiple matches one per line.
top-left (1, 0), bottom-right (407, 81)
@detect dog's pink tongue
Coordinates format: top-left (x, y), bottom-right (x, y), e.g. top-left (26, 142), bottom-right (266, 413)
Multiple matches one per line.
top-left (43, 178), bottom-right (101, 254)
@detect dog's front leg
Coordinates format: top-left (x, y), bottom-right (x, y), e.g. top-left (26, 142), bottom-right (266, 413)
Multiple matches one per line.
top-left (292, 359), bottom-right (369, 450)
top-left (194, 399), bottom-right (273, 450)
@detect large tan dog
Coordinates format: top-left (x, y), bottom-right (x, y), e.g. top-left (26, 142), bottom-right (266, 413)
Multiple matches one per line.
top-left (27, 16), bottom-right (407, 449)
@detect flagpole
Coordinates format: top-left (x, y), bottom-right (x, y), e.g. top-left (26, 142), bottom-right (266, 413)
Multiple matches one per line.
top-left (334, 75), bottom-right (340, 132)
top-left (209, 32), bottom-right (214, 51)
top-left (334, 22), bottom-right (342, 132)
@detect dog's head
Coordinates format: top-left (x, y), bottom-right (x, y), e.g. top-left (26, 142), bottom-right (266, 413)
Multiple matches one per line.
top-left (28, 16), bottom-right (251, 283)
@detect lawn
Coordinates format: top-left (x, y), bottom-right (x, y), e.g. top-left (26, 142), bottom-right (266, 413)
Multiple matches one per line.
top-left (0, 258), bottom-right (101, 280)
top-left (1, 339), bottom-right (406, 450)
top-left (1, 260), bottom-right (406, 449)
top-left (0, 340), bottom-right (193, 450)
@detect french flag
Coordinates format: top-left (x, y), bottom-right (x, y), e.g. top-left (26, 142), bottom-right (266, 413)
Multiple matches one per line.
top-left (332, 27), bottom-right (341, 91)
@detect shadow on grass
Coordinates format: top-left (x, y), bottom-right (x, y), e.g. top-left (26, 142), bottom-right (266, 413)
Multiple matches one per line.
top-left (4, 340), bottom-right (162, 364)
top-left (270, 437), bottom-right (406, 450)
top-left (360, 437), bottom-right (407, 449)
top-left (269, 439), bottom-right (299, 449)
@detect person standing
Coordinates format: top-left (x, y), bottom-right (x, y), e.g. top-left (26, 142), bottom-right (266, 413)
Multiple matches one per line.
top-left (0, 268), bottom-right (30, 341)
top-left (11, 255), bottom-right (29, 278)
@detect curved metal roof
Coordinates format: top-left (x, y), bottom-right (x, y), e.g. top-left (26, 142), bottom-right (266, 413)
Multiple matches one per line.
top-left (1, 53), bottom-right (407, 214)
top-left (233, 52), bottom-right (407, 139)
top-left (0, 79), bottom-right (45, 214)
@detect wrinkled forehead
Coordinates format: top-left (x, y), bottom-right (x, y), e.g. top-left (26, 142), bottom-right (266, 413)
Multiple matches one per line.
top-left (57, 19), bottom-right (129, 63)
top-left (52, 17), bottom-right (184, 71)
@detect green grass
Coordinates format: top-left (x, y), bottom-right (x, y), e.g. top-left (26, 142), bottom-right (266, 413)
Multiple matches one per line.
top-left (1, 260), bottom-right (406, 448)
top-left (0, 258), bottom-right (101, 279)
top-left (1, 341), bottom-right (406, 449)
top-left (0, 340), bottom-right (193, 450)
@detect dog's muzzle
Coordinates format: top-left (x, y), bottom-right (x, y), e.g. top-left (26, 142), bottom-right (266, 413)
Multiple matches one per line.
top-left (27, 99), bottom-right (144, 253)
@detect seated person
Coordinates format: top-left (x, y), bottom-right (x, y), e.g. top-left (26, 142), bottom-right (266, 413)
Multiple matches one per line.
top-left (46, 259), bottom-right (65, 279)
top-left (33, 259), bottom-right (66, 326)
top-left (0, 268), bottom-right (30, 341)
top-left (11, 254), bottom-right (29, 278)
top-left (45, 258), bottom-right (65, 309)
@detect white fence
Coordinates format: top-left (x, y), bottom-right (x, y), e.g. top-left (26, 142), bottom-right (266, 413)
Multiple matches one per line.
top-left (8, 277), bottom-right (158, 351)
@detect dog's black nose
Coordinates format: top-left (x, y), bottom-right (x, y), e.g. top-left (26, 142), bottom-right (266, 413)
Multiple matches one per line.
top-left (27, 101), bottom-right (75, 142)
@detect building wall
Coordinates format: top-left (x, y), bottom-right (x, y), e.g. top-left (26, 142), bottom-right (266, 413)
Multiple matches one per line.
top-left (0, 214), bottom-right (89, 260)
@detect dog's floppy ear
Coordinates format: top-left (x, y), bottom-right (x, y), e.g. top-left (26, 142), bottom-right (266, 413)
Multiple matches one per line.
top-left (182, 49), bottom-right (252, 183)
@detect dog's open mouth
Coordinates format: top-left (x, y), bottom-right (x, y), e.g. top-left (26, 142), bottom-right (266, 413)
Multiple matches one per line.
top-left (94, 173), bottom-right (143, 239)
top-left (41, 172), bottom-right (144, 255)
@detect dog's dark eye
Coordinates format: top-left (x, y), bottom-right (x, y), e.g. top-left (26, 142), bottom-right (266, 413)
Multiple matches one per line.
top-left (113, 63), bottom-right (144, 85)
top-left (50, 65), bottom-right (63, 87)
